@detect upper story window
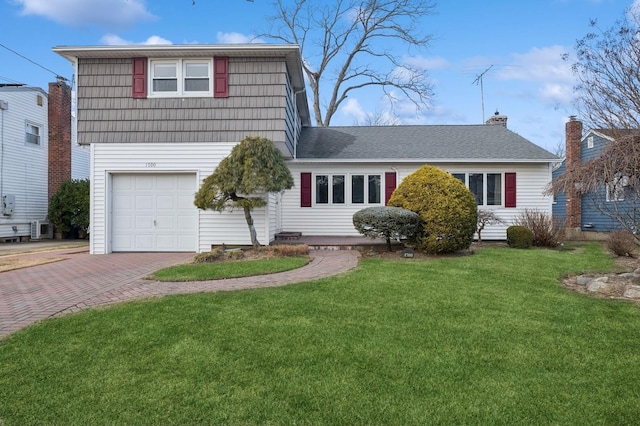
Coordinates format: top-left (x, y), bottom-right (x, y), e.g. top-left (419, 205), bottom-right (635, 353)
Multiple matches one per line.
top-left (25, 122), bottom-right (41, 145)
top-left (587, 136), bottom-right (594, 149)
top-left (149, 59), bottom-right (212, 97)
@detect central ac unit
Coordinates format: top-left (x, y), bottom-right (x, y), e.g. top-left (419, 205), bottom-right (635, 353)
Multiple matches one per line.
top-left (31, 221), bottom-right (53, 240)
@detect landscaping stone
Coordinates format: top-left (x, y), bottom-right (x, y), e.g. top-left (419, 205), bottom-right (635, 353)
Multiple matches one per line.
top-left (586, 277), bottom-right (610, 293)
top-left (577, 276), bottom-right (594, 285)
top-left (623, 285), bottom-right (640, 299)
top-left (619, 272), bottom-right (637, 279)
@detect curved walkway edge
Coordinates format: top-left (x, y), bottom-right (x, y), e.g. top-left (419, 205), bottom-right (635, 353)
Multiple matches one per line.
top-left (0, 249), bottom-right (360, 340)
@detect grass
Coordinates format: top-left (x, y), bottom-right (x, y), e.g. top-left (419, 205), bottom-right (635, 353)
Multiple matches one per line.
top-left (149, 256), bottom-right (310, 281)
top-left (1, 243), bottom-right (640, 424)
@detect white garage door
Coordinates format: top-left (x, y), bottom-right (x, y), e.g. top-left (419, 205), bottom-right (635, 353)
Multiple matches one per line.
top-left (111, 174), bottom-right (197, 252)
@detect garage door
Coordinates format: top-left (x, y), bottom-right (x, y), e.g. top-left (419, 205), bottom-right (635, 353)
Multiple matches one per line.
top-left (111, 174), bottom-right (197, 252)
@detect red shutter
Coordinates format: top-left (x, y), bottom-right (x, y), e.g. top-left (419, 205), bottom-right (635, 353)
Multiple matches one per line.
top-left (505, 172), bottom-right (516, 208)
top-left (132, 57), bottom-right (147, 99)
top-left (384, 171), bottom-right (397, 205)
top-left (300, 172), bottom-right (312, 207)
top-left (214, 57), bottom-right (229, 98)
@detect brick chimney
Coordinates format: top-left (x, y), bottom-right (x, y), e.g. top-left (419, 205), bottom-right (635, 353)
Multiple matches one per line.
top-left (485, 110), bottom-right (507, 128)
top-left (48, 79), bottom-right (72, 200)
top-left (565, 116), bottom-right (583, 230)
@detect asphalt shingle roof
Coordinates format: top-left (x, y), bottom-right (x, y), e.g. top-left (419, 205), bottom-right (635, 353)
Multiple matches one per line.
top-left (296, 125), bottom-right (558, 161)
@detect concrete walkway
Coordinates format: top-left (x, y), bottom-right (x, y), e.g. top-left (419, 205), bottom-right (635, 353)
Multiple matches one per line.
top-left (0, 246), bottom-right (359, 339)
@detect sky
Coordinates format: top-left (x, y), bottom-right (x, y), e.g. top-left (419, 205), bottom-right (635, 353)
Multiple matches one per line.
top-left (0, 0), bottom-right (638, 154)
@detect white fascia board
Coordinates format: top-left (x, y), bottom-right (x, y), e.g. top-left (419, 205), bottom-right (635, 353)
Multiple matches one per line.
top-left (289, 158), bottom-right (557, 164)
top-left (582, 129), bottom-right (615, 143)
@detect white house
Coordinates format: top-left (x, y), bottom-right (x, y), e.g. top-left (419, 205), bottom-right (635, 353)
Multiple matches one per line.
top-left (0, 85), bottom-right (49, 241)
top-left (53, 44), bottom-right (557, 254)
top-left (0, 83), bottom-right (89, 241)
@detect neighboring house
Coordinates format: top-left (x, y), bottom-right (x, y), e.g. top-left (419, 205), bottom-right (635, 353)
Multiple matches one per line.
top-left (53, 44), bottom-right (557, 254)
top-left (553, 117), bottom-right (636, 236)
top-left (0, 82), bottom-right (89, 241)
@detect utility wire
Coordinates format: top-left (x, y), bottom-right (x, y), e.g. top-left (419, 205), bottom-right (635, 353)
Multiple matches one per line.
top-left (0, 43), bottom-right (67, 81)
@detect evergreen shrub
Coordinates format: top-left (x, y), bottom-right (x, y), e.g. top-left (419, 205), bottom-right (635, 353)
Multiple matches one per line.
top-left (388, 165), bottom-right (477, 254)
top-left (506, 226), bottom-right (533, 249)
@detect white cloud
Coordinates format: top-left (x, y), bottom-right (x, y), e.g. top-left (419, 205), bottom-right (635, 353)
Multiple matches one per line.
top-left (491, 45), bottom-right (575, 107)
top-left (216, 32), bottom-right (264, 44)
top-left (403, 55), bottom-right (450, 71)
top-left (100, 34), bottom-right (172, 46)
top-left (497, 45), bottom-right (573, 84)
top-left (340, 98), bottom-right (367, 123)
top-left (15, 0), bottom-right (155, 29)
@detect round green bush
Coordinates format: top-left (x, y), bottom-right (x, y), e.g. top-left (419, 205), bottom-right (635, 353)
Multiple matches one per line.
top-left (506, 226), bottom-right (533, 249)
top-left (388, 165), bottom-right (477, 254)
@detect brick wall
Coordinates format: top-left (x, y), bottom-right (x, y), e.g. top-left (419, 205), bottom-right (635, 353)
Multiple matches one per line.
top-left (48, 80), bottom-right (72, 200)
top-left (565, 116), bottom-right (583, 229)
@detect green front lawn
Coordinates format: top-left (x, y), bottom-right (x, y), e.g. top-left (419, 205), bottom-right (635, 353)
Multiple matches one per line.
top-left (150, 256), bottom-right (309, 281)
top-left (1, 243), bottom-right (639, 425)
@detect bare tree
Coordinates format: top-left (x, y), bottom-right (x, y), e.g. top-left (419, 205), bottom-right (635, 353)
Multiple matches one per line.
top-left (260, 0), bottom-right (436, 127)
top-left (567, 9), bottom-right (640, 131)
top-left (551, 8), bottom-right (640, 236)
top-left (355, 110), bottom-right (402, 126)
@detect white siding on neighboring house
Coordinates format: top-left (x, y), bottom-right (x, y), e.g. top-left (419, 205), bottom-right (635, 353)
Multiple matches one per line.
top-left (0, 88), bottom-right (49, 239)
top-left (71, 113), bottom-right (90, 179)
top-left (282, 161), bottom-right (553, 241)
top-left (90, 143), bottom-right (271, 254)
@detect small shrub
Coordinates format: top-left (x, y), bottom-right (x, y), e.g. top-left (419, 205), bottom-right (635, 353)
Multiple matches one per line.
top-left (269, 244), bottom-right (310, 257)
top-left (353, 206), bottom-right (421, 251)
top-left (607, 230), bottom-right (637, 257)
top-left (48, 179), bottom-right (90, 237)
top-left (193, 247), bottom-right (225, 263)
top-left (513, 209), bottom-right (563, 247)
top-left (388, 165), bottom-right (477, 254)
top-left (506, 226), bottom-right (533, 249)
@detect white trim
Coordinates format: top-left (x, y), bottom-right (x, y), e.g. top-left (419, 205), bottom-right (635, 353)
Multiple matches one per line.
top-left (289, 158), bottom-right (556, 164)
top-left (148, 58), bottom-right (213, 98)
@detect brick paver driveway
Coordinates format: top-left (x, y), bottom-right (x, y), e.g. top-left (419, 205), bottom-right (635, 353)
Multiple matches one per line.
top-left (0, 247), bottom-right (359, 339)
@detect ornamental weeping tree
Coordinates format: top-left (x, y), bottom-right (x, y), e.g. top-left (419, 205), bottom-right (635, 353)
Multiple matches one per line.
top-left (194, 136), bottom-right (293, 248)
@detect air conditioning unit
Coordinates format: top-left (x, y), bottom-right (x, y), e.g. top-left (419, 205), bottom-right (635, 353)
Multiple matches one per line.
top-left (31, 221), bottom-right (53, 240)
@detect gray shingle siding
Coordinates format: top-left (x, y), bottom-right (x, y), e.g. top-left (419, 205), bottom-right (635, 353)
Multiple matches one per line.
top-left (76, 57), bottom-right (292, 146)
top-left (296, 125), bottom-right (558, 161)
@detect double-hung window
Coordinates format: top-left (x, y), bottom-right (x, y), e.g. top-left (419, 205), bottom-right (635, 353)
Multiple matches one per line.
top-left (351, 174), bottom-right (381, 204)
top-left (313, 173), bottom-right (381, 205)
top-left (316, 175), bottom-right (346, 204)
top-left (150, 59), bottom-right (212, 97)
top-left (452, 172), bottom-right (503, 206)
top-left (25, 122), bottom-right (41, 145)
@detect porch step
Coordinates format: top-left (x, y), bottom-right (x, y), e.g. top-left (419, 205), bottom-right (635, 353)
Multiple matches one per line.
top-left (275, 231), bottom-right (302, 241)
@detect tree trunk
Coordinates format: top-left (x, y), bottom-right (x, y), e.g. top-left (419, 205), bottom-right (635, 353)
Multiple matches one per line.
top-left (243, 206), bottom-right (260, 248)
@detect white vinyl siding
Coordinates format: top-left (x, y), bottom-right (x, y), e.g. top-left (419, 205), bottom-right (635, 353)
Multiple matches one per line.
top-left (283, 162), bottom-right (553, 241)
top-left (0, 88), bottom-right (49, 238)
top-left (71, 113), bottom-right (90, 179)
top-left (90, 143), bottom-right (271, 254)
